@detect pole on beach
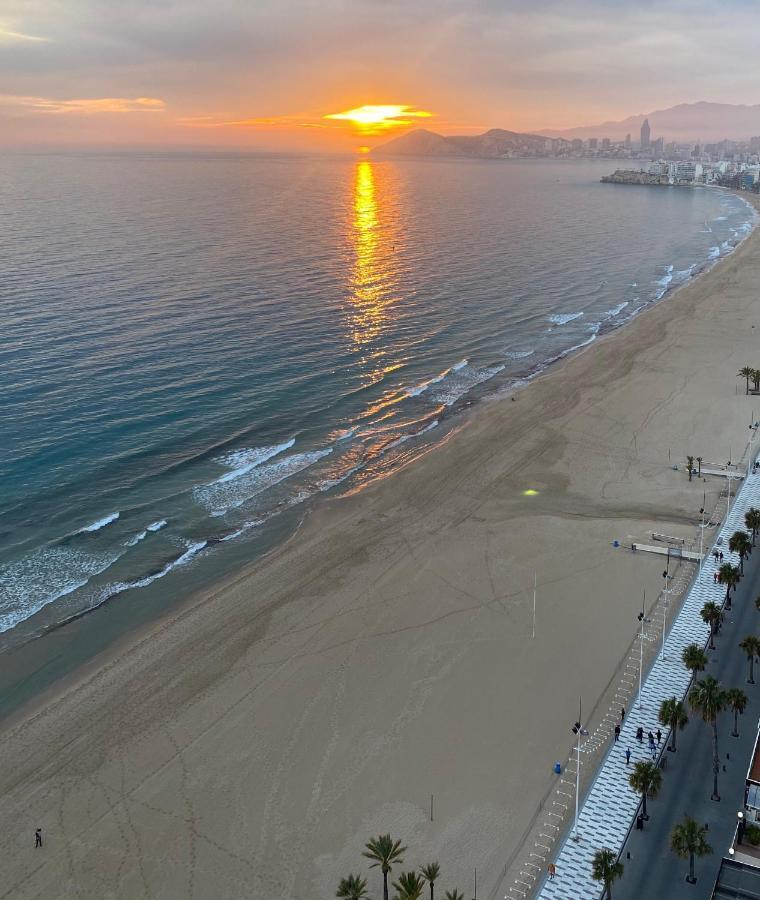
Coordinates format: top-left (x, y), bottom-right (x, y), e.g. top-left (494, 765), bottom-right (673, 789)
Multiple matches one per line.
top-left (637, 592), bottom-right (649, 710)
top-left (430, 794), bottom-right (433, 822)
top-left (571, 697), bottom-right (587, 842)
top-left (661, 566), bottom-right (670, 661)
top-left (532, 572), bottom-right (537, 640)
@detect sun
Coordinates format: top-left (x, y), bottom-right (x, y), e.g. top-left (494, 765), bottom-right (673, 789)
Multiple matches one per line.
top-left (324, 104), bottom-right (433, 134)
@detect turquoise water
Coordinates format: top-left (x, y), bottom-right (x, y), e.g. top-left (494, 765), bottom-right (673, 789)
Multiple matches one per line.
top-left (0, 153), bottom-right (754, 647)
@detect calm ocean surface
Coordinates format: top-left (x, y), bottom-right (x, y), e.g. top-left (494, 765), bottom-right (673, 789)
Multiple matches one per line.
top-left (0, 154), bottom-right (755, 648)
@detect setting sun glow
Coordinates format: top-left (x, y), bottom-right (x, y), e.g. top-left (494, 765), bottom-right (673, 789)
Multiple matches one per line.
top-left (325, 104), bottom-right (433, 134)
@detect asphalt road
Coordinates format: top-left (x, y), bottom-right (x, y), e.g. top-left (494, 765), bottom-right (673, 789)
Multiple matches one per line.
top-left (614, 542), bottom-right (760, 899)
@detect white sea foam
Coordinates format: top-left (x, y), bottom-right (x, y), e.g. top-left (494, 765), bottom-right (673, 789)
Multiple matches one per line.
top-left (385, 419), bottom-right (440, 452)
top-left (547, 312), bottom-right (584, 325)
top-left (212, 439), bottom-right (295, 485)
top-left (714, 215), bottom-right (727, 221)
top-left (708, 246), bottom-right (721, 259)
top-left (0, 546), bottom-right (123, 632)
top-left (505, 349), bottom-right (535, 359)
top-left (604, 302), bottom-right (629, 318)
top-left (75, 512), bottom-right (119, 534)
top-left (336, 426), bottom-right (358, 441)
top-left (404, 359), bottom-right (469, 398)
top-left (125, 519), bottom-right (167, 547)
top-left (195, 447), bottom-right (333, 515)
top-left (431, 364), bottom-right (505, 407)
top-left (655, 273), bottom-right (673, 287)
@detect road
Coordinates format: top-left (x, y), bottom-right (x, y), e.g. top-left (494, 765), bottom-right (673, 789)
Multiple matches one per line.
top-left (615, 542), bottom-right (760, 899)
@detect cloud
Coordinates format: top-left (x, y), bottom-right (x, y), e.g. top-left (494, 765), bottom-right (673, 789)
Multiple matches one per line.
top-left (0, 27), bottom-right (49, 43)
top-left (0, 94), bottom-right (165, 114)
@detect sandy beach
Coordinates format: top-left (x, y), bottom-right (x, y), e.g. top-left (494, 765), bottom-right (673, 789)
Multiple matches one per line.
top-left (2, 194), bottom-right (760, 900)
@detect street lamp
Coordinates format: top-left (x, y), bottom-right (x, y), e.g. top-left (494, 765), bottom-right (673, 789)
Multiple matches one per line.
top-left (738, 810), bottom-right (746, 845)
top-left (661, 568), bottom-right (671, 661)
top-left (571, 698), bottom-right (589, 842)
top-left (699, 504), bottom-right (706, 573)
top-left (637, 601), bottom-right (652, 709)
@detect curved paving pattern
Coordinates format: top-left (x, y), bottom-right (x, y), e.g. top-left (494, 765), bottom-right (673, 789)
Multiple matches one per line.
top-left (536, 473), bottom-right (759, 900)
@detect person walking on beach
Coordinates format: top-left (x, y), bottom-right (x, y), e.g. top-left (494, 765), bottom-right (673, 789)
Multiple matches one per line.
top-left (614, 724), bottom-right (620, 742)
top-left (625, 747), bottom-right (631, 765)
top-left (548, 862), bottom-right (556, 881)
top-left (35, 829), bottom-right (42, 848)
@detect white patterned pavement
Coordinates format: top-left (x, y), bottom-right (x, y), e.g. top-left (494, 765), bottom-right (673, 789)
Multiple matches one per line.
top-left (536, 473), bottom-right (760, 899)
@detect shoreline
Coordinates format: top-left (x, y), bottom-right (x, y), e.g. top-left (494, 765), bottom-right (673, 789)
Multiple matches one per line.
top-left (0, 188), bottom-right (754, 686)
top-left (1, 195), bottom-right (760, 898)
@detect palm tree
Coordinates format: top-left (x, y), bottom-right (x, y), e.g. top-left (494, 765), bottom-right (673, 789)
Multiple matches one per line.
top-left (682, 643), bottom-right (708, 678)
top-left (670, 815), bottom-right (712, 884)
top-left (659, 697), bottom-right (688, 752)
top-left (444, 892), bottom-right (464, 900)
top-left (727, 687), bottom-right (748, 737)
top-left (364, 834), bottom-right (407, 900)
top-left (337, 874), bottom-right (370, 900)
top-left (746, 508), bottom-right (760, 545)
top-left (700, 601), bottom-right (723, 648)
top-left (739, 366), bottom-right (754, 395)
top-left (696, 456), bottom-right (703, 476)
top-left (728, 532), bottom-right (752, 574)
top-left (628, 760), bottom-right (662, 824)
top-left (686, 455), bottom-right (695, 481)
top-left (689, 675), bottom-right (727, 801)
top-left (420, 863), bottom-right (440, 900)
top-left (755, 595), bottom-right (760, 613)
top-left (718, 564), bottom-right (741, 609)
top-left (739, 634), bottom-right (760, 683)
top-left (591, 848), bottom-right (624, 899)
top-left (393, 871), bottom-right (425, 900)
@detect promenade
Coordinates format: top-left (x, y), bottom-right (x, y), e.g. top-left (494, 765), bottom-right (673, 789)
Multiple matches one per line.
top-left (536, 471), bottom-right (760, 899)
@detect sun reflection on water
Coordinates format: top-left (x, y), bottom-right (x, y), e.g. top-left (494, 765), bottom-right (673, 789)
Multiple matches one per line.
top-left (346, 160), bottom-right (400, 387)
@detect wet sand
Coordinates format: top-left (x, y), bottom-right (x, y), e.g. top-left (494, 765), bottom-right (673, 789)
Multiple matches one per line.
top-left (1, 196), bottom-right (759, 899)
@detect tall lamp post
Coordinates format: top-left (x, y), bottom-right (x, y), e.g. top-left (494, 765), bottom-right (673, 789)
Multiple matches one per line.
top-left (637, 598), bottom-right (652, 709)
top-left (661, 567), bottom-right (671, 661)
top-left (571, 698), bottom-right (589, 842)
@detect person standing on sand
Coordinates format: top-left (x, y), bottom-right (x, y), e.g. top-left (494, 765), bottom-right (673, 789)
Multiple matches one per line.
top-left (625, 747), bottom-right (631, 765)
top-left (35, 829), bottom-right (42, 848)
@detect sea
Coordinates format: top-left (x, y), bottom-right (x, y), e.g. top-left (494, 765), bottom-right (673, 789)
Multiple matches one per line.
top-left (1, 153), bottom-right (756, 658)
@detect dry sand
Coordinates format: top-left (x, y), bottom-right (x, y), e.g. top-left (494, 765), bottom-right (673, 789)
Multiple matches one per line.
top-left (2, 196), bottom-right (760, 900)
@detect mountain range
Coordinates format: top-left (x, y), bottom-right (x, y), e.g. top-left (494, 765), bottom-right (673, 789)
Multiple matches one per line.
top-left (372, 102), bottom-right (760, 158)
top-left (372, 128), bottom-right (550, 158)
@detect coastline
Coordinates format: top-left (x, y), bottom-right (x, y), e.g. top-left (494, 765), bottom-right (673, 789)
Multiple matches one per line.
top-left (1, 195), bottom-right (760, 898)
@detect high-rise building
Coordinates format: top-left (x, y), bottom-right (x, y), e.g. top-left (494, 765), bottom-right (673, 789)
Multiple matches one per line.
top-left (651, 137), bottom-right (664, 156)
top-left (625, 133), bottom-right (632, 149)
top-left (640, 118), bottom-right (651, 150)
top-left (588, 138), bottom-right (598, 150)
top-left (601, 137), bottom-right (611, 150)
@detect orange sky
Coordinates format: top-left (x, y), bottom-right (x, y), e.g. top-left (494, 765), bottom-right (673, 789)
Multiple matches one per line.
top-left (2, 1), bottom-right (760, 151)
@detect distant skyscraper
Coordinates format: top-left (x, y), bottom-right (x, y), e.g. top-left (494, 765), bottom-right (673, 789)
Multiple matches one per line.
top-left (625, 133), bottom-right (632, 149)
top-left (640, 119), bottom-right (651, 150)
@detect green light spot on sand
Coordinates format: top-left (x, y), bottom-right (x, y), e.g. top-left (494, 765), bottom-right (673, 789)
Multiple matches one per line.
top-left (523, 489), bottom-right (539, 496)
